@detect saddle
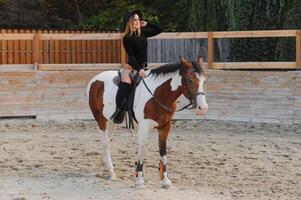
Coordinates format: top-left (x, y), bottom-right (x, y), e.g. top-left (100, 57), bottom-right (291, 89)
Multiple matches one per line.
top-left (113, 70), bottom-right (141, 129)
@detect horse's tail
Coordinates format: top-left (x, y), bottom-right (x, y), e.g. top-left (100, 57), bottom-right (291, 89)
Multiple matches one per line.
top-left (86, 75), bottom-right (100, 102)
top-left (88, 80), bottom-right (107, 130)
top-left (86, 79), bottom-right (94, 99)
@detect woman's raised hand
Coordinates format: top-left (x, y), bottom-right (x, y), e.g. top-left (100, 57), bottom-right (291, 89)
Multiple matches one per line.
top-left (140, 21), bottom-right (147, 27)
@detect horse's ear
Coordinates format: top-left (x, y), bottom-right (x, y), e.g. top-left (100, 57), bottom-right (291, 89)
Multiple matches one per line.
top-left (180, 56), bottom-right (192, 68)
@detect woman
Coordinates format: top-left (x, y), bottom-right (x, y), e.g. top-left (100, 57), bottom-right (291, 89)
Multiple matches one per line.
top-left (110, 10), bottom-right (162, 123)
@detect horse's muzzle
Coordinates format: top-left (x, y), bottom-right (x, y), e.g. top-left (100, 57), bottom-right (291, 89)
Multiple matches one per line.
top-left (195, 105), bottom-right (208, 115)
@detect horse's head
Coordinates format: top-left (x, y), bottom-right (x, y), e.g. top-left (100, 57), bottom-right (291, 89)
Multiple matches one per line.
top-left (179, 57), bottom-right (208, 115)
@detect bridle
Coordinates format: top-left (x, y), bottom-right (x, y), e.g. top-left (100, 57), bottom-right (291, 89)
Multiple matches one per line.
top-left (141, 67), bottom-right (206, 113)
top-left (183, 68), bottom-right (206, 109)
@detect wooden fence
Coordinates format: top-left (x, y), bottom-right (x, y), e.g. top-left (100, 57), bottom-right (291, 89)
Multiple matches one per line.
top-left (0, 29), bottom-right (121, 65)
top-left (150, 30), bottom-right (301, 69)
top-left (0, 29), bottom-right (300, 69)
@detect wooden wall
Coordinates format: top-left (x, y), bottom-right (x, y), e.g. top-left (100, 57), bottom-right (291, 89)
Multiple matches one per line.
top-left (36, 70), bottom-right (99, 120)
top-left (0, 67), bottom-right (36, 117)
top-left (176, 69), bottom-right (301, 124)
top-left (293, 73), bottom-right (301, 123)
top-left (0, 66), bottom-right (301, 124)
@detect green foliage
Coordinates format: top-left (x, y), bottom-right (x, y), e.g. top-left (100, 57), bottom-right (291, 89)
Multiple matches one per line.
top-left (221, 0), bottom-right (298, 62)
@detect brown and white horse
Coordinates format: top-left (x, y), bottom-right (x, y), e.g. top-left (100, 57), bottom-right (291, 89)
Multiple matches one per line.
top-left (87, 57), bottom-right (208, 189)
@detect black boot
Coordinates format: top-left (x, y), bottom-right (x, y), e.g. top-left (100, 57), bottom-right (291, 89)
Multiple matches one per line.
top-left (110, 82), bottom-right (131, 124)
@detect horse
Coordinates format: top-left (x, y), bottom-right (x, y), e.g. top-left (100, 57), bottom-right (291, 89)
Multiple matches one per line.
top-left (87, 57), bottom-right (208, 189)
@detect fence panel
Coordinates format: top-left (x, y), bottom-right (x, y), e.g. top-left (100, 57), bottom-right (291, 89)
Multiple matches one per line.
top-left (0, 29), bottom-right (122, 65)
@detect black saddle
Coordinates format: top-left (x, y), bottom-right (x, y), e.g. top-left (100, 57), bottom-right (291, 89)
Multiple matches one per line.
top-left (113, 70), bottom-right (141, 129)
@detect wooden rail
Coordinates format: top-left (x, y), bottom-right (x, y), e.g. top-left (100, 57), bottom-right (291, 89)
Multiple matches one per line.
top-left (39, 33), bottom-right (121, 40)
top-left (38, 63), bottom-right (121, 71)
top-left (296, 31), bottom-right (301, 69)
top-left (212, 30), bottom-right (297, 38)
top-left (0, 29), bottom-right (300, 69)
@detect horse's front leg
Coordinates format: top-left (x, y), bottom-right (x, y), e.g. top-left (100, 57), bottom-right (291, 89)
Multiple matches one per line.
top-left (135, 120), bottom-right (154, 189)
top-left (158, 121), bottom-right (173, 189)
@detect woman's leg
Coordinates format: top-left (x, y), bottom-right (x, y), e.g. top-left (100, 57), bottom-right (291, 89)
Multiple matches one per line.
top-left (121, 67), bottom-right (132, 84)
top-left (110, 68), bottom-right (132, 124)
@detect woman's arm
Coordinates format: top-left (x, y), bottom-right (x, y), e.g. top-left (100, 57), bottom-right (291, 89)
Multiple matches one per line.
top-left (141, 22), bottom-right (162, 38)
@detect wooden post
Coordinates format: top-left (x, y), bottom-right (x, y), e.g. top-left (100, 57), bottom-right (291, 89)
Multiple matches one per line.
top-left (92, 31), bottom-right (97, 63)
top-left (107, 31), bottom-right (112, 62)
top-left (60, 30), bottom-right (66, 64)
top-left (13, 29), bottom-right (19, 64)
top-left (20, 29), bottom-right (25, 64)
top-left (71, 30), bottom-right (76, 64)
top-left (7, 29), bottom-right (13, 64)
top-left (81, 30), bottom-right (86, 63)
top-left (42, 30), bottom-right (48, 64)
top-left (25, 30), bottom-right (32, 64)
top-left (296, 30), bottom-right (301, 69)
top-left (54, 30), bottom-right (59, 64)
top-left (208, 32), bottom-right (214, 69)
top-left (32, 31), bottom-right (39, 69)
top-left (65, 30), bottom-right (71, 64)
top-left (76, 30), bottom-right (81, 63)
top-left (1, 29), bottom-right (7, 64)
top-left (120, 34), bottom-right (126, 67)
top-left (38, 30), bottom-right (43, 64)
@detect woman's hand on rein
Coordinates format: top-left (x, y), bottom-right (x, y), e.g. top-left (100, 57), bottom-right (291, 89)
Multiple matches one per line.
top-left (139, 69), bottom-right (146, 77)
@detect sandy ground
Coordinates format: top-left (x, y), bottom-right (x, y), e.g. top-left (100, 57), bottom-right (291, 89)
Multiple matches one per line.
top-left (0, 119), bottom-right (301, 200)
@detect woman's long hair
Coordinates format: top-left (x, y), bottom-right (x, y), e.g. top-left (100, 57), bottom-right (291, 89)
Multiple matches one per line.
top-left (123, 14), bottom-right (141, 36)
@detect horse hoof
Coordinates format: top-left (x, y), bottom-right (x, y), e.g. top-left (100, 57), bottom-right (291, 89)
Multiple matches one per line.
top-left (109, 176), bottom-right (116, 181)
top-left (135, 171), bottom-right (144, 189)
top-left (103, 170), bottom-right (116, 181)
top-left (109, 172), bottom-right (117, 181)
top-left (162, 183), bottom-right (173, 189)
top-left (135, 179), bottom-right (145, 189)
top-left (162, 178), bottom-right (173, 189)
top-left (135, 183), bottom-right (145, 189)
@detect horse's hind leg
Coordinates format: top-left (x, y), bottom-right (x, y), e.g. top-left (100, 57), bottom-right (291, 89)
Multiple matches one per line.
top-left (89, 80), bottom-right (116, 180)
top-left (158, 121), bottom-right (173, 188)
top-left (101, 121), bottom-right (117, 180)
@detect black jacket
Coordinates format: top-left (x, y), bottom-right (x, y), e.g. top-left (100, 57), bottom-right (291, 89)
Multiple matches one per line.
top-left (123, 22), bottom-right (162, 71)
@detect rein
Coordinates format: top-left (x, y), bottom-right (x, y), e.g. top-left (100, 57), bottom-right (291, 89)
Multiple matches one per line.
top-left (141, 77), bottom-right (205, 113)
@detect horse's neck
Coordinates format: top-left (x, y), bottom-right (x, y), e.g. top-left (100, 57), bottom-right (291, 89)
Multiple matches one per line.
top-left (145, 71), bottom-right (183, 105)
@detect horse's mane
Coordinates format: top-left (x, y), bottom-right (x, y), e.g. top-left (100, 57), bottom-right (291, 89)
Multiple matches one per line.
top-left (150, 63), bottom-right (183, 77)
top-left (149, 62), bottom-right (204, 77)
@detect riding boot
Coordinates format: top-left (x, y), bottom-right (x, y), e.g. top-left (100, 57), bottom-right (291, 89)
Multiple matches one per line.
top-left (110, 82), bottom-right (131, 124)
